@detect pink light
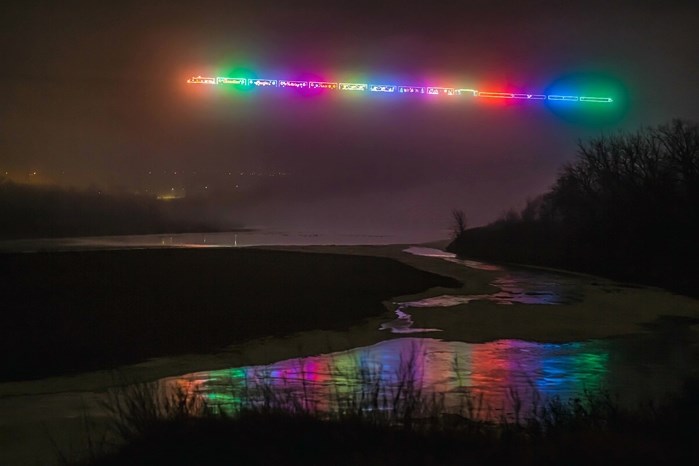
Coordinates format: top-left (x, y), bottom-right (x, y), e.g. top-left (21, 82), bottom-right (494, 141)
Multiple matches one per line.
top-left (279, 80), bottom-right (309, 88)
top-left (309, 81), bottom-right (338, 90)
top-left (427, 87), bottom-right (455, 96)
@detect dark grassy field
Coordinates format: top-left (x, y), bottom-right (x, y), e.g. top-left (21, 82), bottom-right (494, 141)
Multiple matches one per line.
top-left (68, 375), bottom-right (699, 466)
top-left (78, 412), bottom-right (698, 466)
top-left (0, 248), bottom-right (458, 382)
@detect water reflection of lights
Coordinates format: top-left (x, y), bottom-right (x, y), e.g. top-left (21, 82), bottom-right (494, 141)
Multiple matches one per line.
top-left (405, 247), bottom-right (585, 305)
top-left (167, 338), bottom-right (609, 420)
top-left (380, 247), bottom-right (584, 334)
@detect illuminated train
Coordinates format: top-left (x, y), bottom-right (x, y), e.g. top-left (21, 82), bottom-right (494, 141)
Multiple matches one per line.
top-left (186, 75), bottom-right (614, 103)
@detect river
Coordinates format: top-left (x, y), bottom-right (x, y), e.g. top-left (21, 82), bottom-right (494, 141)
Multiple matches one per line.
top-left (163, 247), bottom-right (696, 420)
top-left (0, 242), bottom-right (697, 465)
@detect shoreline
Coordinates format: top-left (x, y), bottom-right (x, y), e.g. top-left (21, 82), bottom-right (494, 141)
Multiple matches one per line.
top-left (0, 246), bottom-right (459, 384)
top-left (2, 243), bottom-right (698, 466)
top-left (2, 244), bottom-right (698, 395)
top-left (269, 244), bottom-right (699, 340)
top-left (447, 231), bottom-right (699, 299)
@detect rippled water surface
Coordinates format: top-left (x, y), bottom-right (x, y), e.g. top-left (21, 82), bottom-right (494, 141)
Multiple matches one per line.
top-left (405, 246), bottom-right (584, 305)
top-left (168, 334), bottom-right (694, 420)
top-left (2, 242), bottom-right (696, 466)
top-left (165, 247), bottom-right (695, 419)
top-left (380, 247), bottom-right (585, 334)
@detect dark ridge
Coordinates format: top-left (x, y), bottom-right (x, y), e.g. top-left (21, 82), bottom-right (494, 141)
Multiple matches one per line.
top-left (448, 119), bottom-right (699, 298)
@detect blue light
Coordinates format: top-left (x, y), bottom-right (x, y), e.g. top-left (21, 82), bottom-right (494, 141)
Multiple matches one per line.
top-left (548, 95), bottom-right (579, 101)
top-left (399, 86), bottom-right (425, 94)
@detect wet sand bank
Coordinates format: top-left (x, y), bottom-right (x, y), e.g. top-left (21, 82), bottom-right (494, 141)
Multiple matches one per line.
top-left (0, 247), bottom-right (458, 382)
top-left (274, 244), bottom-right (699, 343)
top-left (2, 244), bottom-right (698, 466)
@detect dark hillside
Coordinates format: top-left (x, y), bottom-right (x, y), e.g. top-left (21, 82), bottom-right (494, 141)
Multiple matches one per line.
top-left (449, 120), bottom-right (699, 296)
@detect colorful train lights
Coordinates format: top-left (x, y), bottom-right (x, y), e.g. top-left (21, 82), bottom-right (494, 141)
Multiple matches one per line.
top-left (477, 92), bottom-right (546, 100)
top-left (370, 84), bottom-right (396, 93)
top-left (279, 80), bottom-right (308, 89)
top-left (248, 79), bottom-right (277, 87)
top-left (339, 82), bottom-right (368, 91)
top-left (187, 76), bottom-right (217, 85)
top-left (186, 75), bottom-right (615, 104)
top-left (309, 81), bottom-right (338, 90)
top-left (579, 96), bottom-right (613, 103)
top-left (215, 77), bottom-right (245, 85)
top-left (399, 86), bottom-right (425, 94)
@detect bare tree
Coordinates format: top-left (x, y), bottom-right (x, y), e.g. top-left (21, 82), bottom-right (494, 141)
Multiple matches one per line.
top-left (451, 209), bottom-right (468, 238)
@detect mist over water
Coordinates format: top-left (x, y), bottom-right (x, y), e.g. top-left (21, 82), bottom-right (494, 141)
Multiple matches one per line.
top-left (0, 229), bottom-right (448, 253)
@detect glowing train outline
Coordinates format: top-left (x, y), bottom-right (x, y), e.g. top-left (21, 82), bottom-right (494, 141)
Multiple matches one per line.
top-left (187, 75), bottom-right (614, 103)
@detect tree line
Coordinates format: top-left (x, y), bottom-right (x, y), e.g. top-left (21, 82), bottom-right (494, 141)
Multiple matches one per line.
top-left (449, 119), bottom-right (699, 295)
top-left (0, 181), bottom-right (235, 239)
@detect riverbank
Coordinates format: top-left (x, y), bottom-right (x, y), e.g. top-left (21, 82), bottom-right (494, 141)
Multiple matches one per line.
top-left (2, 244), bottom-right (699, 466)
top-left (0, 247), bottom-right (459, 382)
top-left (271, 244), bottom-right (699, 343)
top-left (447, 224), bottom-right (699, 298)
top-left (3, 243), bottom-right (698, 393)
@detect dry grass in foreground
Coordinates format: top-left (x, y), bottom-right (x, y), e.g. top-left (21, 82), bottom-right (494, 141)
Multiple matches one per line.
top-left (63, 352), bottom-right (699, 466)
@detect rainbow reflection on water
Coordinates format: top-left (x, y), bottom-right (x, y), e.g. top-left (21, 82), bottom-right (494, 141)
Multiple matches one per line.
top-left (168, 338), bottom-right (608, 420)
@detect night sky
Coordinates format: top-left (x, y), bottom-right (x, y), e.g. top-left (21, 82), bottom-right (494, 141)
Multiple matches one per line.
top-left (2, 0), bottom-right (698, 235)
